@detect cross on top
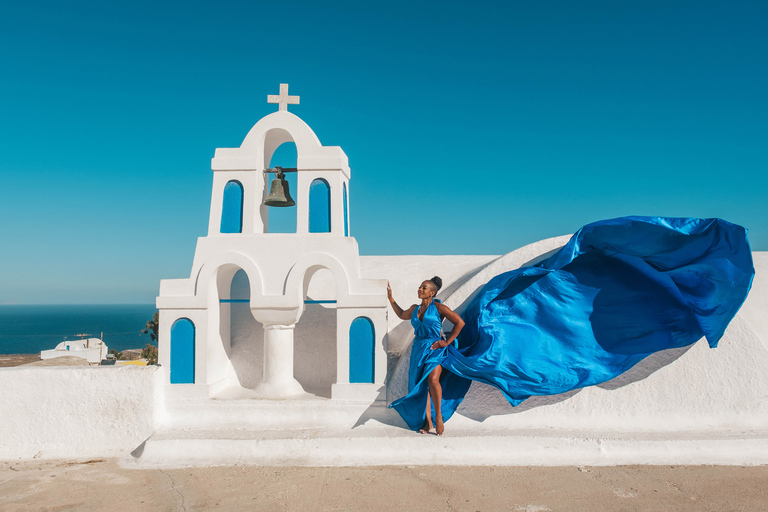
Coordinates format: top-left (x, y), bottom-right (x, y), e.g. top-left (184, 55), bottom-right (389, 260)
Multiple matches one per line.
top-left (267, 83), bottom-right (300, 112)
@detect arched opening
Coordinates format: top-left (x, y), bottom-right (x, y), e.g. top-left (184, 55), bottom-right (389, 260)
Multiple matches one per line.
top-left (343, 182), bottom-right (349, 237)
top-left (309, 178), bottom-right (331, 233)
top-left (229, 269), bottom-right (264, 389)
top-left (294, 267), bottom-right (337, 398)
top-left (349, 317), bottom-right (375, 383)
top-left (267, 142), bottom-right (297, 233)
top-left (170, 318), bottom-right (195, 384)
top-left (221, 269), bottom-right (262, 389)
top-left (220, 180), bottom-right (244, 234)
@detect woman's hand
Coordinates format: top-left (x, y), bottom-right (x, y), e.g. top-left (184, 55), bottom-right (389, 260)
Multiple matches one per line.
top-left (430, 339), bottom-right (450, 350)
top-left (387, 282), bottom-right (414, 320)
top-left (432, 302), bottom-right (465, 350)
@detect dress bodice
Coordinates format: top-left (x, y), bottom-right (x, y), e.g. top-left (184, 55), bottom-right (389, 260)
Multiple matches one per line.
top-left (411, 299), bottom-right (442, 341)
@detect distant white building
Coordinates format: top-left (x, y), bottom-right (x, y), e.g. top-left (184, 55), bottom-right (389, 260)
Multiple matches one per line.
top-left (40, 338), bottom-right (108, 365)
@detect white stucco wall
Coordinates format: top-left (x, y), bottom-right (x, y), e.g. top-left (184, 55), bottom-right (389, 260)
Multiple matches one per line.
top-left (0, 366), bottom-right (160, 460)
top-left (2, 249), bottom-right (765, 462)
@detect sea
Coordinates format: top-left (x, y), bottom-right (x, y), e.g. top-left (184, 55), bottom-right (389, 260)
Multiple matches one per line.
top-left (0, 304), bottom-right (158, 355)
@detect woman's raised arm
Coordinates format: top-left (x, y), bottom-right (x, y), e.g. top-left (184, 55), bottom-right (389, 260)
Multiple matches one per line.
top-left (387, 282), bottom-right (415, 320)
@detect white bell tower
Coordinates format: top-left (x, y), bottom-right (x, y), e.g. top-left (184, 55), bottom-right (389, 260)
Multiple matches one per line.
top-left (156, 84), bottom-right (388, 403)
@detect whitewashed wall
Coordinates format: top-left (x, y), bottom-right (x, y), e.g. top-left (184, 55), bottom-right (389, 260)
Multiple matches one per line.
top-left (1, 249), bottom-right (765, 462)
top-left (0, 366), bottom-right (161, 460)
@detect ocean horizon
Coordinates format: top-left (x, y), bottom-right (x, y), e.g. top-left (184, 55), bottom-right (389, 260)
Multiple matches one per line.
top-left (0, 304), bottom-right (158, 355)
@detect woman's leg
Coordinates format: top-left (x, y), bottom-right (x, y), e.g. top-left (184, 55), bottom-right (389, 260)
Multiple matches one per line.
top-left (420, 394), bottom-right (434, 434)
top-left (427, 365), bottom-right (444, 435)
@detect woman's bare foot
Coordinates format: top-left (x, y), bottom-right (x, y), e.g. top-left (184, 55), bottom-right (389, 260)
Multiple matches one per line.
top-left (435, 416), bottom-right (444, 436)
top-left (419, 420), bottom-right (433, 434)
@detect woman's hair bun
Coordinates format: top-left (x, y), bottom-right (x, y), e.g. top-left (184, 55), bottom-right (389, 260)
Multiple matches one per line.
top-left (430, 276), bottom-right (443, 292)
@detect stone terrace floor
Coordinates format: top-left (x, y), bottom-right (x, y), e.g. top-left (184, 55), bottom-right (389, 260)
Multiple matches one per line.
top-left (1, 459), bottom-right (767, 511)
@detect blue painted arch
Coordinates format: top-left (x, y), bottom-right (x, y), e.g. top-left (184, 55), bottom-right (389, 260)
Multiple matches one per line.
top-left (309, 178), bottom-right (331, 233)
top-left (170, 318), bottom-right (195, 384)
top-left (220, 180), bottom-right (244, 234)
top-left (349, 317), bottom-right (375, 383)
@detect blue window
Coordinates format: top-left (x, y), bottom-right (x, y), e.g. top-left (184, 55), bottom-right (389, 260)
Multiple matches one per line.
top-left (309, 178), bottom-right (331, 233)
top-left (220, 180), bottom-right (244, 234)
top-left (343, 182), bottom-right (349, 237)
top-left (349, 317), bottom-right (375, 383)
top-left (170, 318), bottom-right (195, 384)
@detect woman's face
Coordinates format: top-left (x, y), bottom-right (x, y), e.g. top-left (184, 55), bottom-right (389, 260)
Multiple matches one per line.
top-left (417, 281), bottom-right (435, 300)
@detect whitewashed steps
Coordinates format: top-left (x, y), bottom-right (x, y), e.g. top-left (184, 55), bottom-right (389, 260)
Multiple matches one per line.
top-left (126, 424), bottom-right (768, 468)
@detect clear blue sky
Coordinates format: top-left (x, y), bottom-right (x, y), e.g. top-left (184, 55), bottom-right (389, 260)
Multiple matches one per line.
top-left (1, 0), bottom-right (766, 304)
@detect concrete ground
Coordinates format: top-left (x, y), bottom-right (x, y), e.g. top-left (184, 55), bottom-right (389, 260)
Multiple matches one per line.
top-left (1, 460), bottom-right (766, 511)
top-left (0, 355), bottom-right (39, 368)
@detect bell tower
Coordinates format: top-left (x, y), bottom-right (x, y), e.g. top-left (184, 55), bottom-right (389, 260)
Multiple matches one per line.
top-left (206, 84), bottom-right (350, 237)
top-left (156, 84), bottom-right (387, 402)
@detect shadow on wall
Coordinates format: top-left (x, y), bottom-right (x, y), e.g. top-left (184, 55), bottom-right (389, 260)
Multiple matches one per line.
top-left (230, 302), bottom-right (263, 389)
top-left (228, 269), bottom-right (263, 389)
top-left (454, 344), bottom-right (693, 422)
top-left (596, 345), bottom-right (693, 391)
top-left (294, 303), bottom-right (337, 398)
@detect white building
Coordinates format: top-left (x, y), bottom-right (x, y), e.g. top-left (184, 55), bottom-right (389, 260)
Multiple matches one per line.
top-left (40, 338), bottom-right (108, 365)
top-left (156, 84), bottom-right (388, 403)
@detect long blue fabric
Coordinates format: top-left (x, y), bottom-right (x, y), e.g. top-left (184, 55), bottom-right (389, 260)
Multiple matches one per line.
top-left (389, 216), bottom-right (755, 431)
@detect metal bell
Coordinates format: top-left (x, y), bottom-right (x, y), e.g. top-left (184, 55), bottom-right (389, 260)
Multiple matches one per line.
top-left (264, 171), bottom-right (295, 207)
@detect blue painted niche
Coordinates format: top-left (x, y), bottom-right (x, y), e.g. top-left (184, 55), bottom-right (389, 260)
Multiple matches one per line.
top-left (309, 178), bottom-right (331, 233)
top-left (349, 317), bottom-right (375, 383)
top-left (170, 318), bottom-right (195, 384)
top-left (220, 180), bottom-right (244, 234)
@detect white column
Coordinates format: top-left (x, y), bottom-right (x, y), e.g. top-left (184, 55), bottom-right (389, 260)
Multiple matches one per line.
top-left (296, 172), bottom-right (309, 234)
top-left (253, 324), bottom-right (306, 398)
top-left (207, 174), bottom-right (226, 236)
top-left (335, 309), bottom-right (352, 386)
top-left (330, 173), bottom-right (344, 236)
top-left (256, 172), bottom-right (269, 234)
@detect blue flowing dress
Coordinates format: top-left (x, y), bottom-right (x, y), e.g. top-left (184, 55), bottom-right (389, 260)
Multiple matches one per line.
top-left (389, 300), bottom-right (472, 429)
top-left (389, 216), bottom-right (754, 431)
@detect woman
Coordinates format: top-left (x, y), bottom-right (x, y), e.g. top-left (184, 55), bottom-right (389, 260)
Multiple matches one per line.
top-left (387, 276), bottom-right (465, 435)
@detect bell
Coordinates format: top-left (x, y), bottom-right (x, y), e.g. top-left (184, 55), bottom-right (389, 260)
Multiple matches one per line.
top-left (264, 173), bottom-right (295, 207)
